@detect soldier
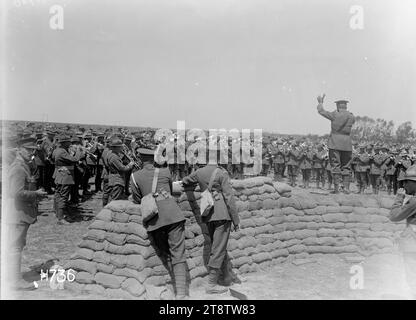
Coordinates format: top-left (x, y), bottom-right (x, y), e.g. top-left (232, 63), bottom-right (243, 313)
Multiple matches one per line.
top-left (368, 145), bottom-right (389, 194)
top-left (69, 136), bottom-right (83, 205)
top-left (385, 147), bottom-right (399, 195)
top-left (90, 133), bottom-right (105, 192)
top-left (182, 146), bottom-right (240, 294)
top-left (130, 148), bottom-right (188, 299)
top-left (261, 142), bottom-right (272, 176)
top-left (33, 132), bottom-right (47, 191)
top-left (299, 145), bottom-right (313, 189)
top-left (101, 137), bottom-right (112, 206)
top-left (41, 130), bottom-right (56, 194)
top-left (313, 144), bottom-right (326, 189)
top-left (81, 133), bottom-right (95, 196)
top-left (354, 144), bottom-right (370, 194)
top-left (389, 165), bottom-right (416, 298)
top-left (316, 95), bottom-right (355, 194)
top-left (53, 135), bottom-right (84, 224)
top-left (106, 138), bottom-right (135, 202)
top-left (4, 137), bottom-right (48, 292)
top-left (271, 140), bottom-right (285, 181)
top-left (396, 150), bottom-right (412, 189)
top-left (286, 142), bottom-right (301, 187)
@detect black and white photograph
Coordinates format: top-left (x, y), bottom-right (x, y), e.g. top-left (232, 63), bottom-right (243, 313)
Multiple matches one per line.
top-left (1, 0), bottom-right (416, 304)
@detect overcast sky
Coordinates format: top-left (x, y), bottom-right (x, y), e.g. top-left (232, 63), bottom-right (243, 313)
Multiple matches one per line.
top-left (3, 0), bottom-right (416, 134)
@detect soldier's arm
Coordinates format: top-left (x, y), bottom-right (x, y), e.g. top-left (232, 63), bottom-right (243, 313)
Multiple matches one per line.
top-left (219, 170), bottom-right (240, 226)
top-left (389, 195), bottom-right (416, 222)
top-left (10, 168), bottom-right (38, 202)
top-left (110, 154), bottom-right (133, 172)
top-left (129, 174), bottom-right (143, 204)
top-left (182, 170), bottom-right (199, 187)
top-left (317, 103), bottom-right (335, 121)
top-left (59, 149), bottom-right (80, 163)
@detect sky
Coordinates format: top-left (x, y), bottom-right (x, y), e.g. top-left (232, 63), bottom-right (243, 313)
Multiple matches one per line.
top-left (2, 0), bottom-right (416, 135)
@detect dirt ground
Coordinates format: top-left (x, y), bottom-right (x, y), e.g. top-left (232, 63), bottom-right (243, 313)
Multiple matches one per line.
top-left (5, 179), bottom-right (414, 300)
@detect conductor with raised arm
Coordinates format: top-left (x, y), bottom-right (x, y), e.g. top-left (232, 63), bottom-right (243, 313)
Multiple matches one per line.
top-left (316, 94), bottom-right (355, 194)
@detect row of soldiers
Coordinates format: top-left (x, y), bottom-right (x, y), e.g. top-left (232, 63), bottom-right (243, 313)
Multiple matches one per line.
top-left (260, 139), bottom-right (415, 195)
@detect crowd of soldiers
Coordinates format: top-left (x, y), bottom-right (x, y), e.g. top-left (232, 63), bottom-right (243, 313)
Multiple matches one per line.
top-left (3, 123), bottom-right (415, 226)
top-left (260, 139), bottom-right (416, 195)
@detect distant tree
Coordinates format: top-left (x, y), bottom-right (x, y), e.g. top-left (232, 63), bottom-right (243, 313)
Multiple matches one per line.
top-left (396, 121), bottom-right (414, 144)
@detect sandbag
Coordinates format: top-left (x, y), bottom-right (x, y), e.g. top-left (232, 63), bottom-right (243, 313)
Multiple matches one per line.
top-left (105, 200), bottom-right (129, 212)
top-left (125, 202), bottom-right (142, 216)
top-left (129, 215), bottom-right (143, 224)
top-left (67, 259), bottom-right (97, 275)
top-left (273, 182), bottom-right (292, 194)
top-left (106, 232), bottom-right (127, 246)
top-left (121, 278), bottom-right (146, 297)
top-left (95, 209), bottom-right (113, 222)
top-left (89, 220), bottom-right (109, 231)
top-left (71, 248), bottom-right (94, 261)
top-left (114, 267), bottom-right (151, 284)
top-left (111, 211), bottom-right (130, 223)
top-left (96, 262), bottom-right (116, 274)
top-left (126, 234), bottom-right (150, 246)
top-left (92, 251), bottom-right (111, 264)
top-left (105, 288), bottom-right (135, 300)
top-left (79, 239), bottom-right (105, 251)
top-left (76, 271), bottom-right (94, 284)
top-left (83, 229), bottom-right (106, 242)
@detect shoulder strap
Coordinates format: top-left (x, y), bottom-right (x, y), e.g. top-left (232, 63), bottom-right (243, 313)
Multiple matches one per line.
top-left (131, 172), bottom-right (138, 189)
top-left (151, 168), bottom-right (160, 194)
top-left (208, 168), bottom-right (220, 192)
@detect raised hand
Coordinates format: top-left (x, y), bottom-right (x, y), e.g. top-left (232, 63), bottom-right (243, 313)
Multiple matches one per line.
top-left (317, 93), bottom-right (326, 104)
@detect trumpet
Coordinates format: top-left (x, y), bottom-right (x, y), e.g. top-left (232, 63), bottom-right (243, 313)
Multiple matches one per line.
top-left (121, 150), bottom-right (141, 171)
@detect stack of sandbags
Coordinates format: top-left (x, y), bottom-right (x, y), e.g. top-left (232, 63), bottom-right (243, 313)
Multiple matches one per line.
top-left (65, 201), bottom-right (159, 299)
top-left (231, 177), bottom-right (282, 212)
top-left (65, 179), bottom-right (407, 298)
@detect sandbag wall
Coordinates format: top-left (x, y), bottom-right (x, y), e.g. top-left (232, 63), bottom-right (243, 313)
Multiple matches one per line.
top-left (65, 176), bottom-right (406, 299)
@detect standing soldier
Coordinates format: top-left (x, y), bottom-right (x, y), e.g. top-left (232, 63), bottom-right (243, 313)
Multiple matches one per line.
top-left (4, 137), bottom-right (48, 292)
top-left (53, 135), bottom-right (84, 225)
top-left (101, 137), bottom-right (112, 206)
top-left (286, 142), bottom-right (301, 187)
top-left (33, 132), bottom-right (47, 191)
top-left (42, 130), bottom-right (56, 194)
top-left (182, 146), bottom-right (240, 294)
top-left (313, 144), bottom-right (326, 189)
top-left (261, 142), bottom-right (272, 176)
top-left (396, 150), bottom-right (412, 189)
top-left (299, 145), bottom-right (313, 189)
top-left (369, 144), bottom-right (388, 195)
top-left (389, 165), bottom-right (416, 299)
top-left (354, 144), bottom-right (370, 194)
top-left (130, 148), bottom-right (188, 299)
top-left (385, 147), bottom-right (399, 195)
top-left (106, 138), bottom-right (135, 202)
top-left (316, 94), bottom-right (355, 194)
top-left (272, 140), bottom-right (286, 181)
top-left (91, 133), bottom-right (105, 192)
top-left (81, 133), bottom-right (95, 196)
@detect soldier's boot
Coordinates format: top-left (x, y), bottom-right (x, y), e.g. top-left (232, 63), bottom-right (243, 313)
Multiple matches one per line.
top-left (343, 176), bottom-right (351, 194)
top-left (330, 174), bottom-right (340, 194)
top-left (173, 262), bottom-right (188, 300)
top-left (8, 251), bottom-right (36, 291)
top-left (206, 268), bottom-right (228, 294)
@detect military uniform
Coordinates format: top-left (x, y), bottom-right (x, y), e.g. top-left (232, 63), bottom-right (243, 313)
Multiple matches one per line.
top-left (389, 165), bottom-right (416, 298)
top-left (369, 150), bottom-right (388, 194)
top-left (354, 148), bottom-right (370, 194)
top-left (313, 148), bottom-right (326, 189)
top-left (272, 144), bottom-right (286, 181)
top-left (4, 139), bottom-right (46, 292)
top-left (317, 99), bottom-right (355, 193)
top-left (183, 163), bottom-right (240, 293)
top-left (106, 151), bottom-right (133, 202)
top-left (53, 139), bottom-right (83, 222)
top-left (130, 149), bottom-right (187, 298)
top-left (385, 152), bottom-right (399, 195)
top-left (101, 146), bottom-right (111, 206)
top-left (286, 147), bottom-right (301, 187)
top-left (299, 149), bottom-right (313, 188)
